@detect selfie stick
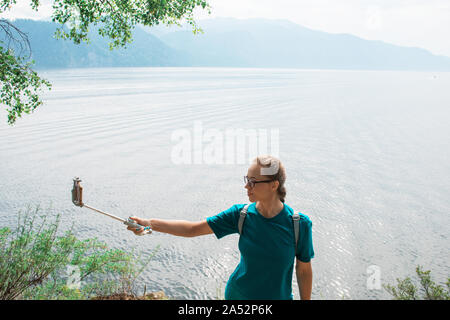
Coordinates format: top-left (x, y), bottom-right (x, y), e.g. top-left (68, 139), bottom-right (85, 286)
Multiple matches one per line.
top-left (71, 177), bottom-right (152, 235)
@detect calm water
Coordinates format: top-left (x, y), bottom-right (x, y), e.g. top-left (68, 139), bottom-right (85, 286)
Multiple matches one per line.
top-left (0, 67), bottom-right (449, 299)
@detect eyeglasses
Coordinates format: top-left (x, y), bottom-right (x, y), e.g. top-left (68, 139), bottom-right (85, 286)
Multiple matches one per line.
top-left (244, 176), bottom-right (274, 188)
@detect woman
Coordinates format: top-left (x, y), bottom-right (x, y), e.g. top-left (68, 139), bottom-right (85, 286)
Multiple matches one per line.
top-left (127, 155), bottom-right (314, 300)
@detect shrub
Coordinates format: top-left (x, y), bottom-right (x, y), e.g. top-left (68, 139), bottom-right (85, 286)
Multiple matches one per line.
top-left (384, 265), bottom-right (450, 300)
top-left (0, 204), bottom-right (159, 300)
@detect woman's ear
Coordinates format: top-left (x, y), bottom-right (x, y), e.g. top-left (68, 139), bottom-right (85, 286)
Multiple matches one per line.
top-left (272, 180), bottom-right (280, 191)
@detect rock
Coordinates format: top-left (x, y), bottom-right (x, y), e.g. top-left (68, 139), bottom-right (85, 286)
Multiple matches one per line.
top-left (144, 291), bottom-right (168, 300)
top-left (91, 291), bottom-right (168, 300)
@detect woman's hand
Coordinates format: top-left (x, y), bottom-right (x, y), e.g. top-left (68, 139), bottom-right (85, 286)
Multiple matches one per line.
top-left (127, 216), bottom-right (151, 236)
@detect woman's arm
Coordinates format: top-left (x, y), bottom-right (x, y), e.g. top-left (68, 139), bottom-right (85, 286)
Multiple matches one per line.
top-left (127, 217), bottom-right (213, 237)
top-left (295, 259), bottom-right (313, 300)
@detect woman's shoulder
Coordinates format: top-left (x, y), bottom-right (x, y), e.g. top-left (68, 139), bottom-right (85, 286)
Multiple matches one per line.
top-left (233, 203), bottom-right (249, 210)
top-left (220, 203), bottom-right (250, 216)
top-left (284, 203), bottom-right (312, 224)
top-left (298, 212), bottom-right (312, 222)
top-left (232, 203), bottom-right (254, 211)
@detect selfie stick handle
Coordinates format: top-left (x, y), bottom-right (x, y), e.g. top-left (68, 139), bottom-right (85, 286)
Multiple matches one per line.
top-left (83, 204), bottom-right (152, 235)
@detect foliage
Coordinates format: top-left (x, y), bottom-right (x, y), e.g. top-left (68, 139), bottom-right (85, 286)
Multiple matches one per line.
top-left (0, 204), bottom-right (159, 300)
top-left (49, 0), bottom-right (211, 49)
top-left (0, 0), bottom-right (210, 125)
top-left (0, 21), bottom-right (52, 125)
top-left (0, 204), bottom-right (76, 299)
top-left (384, 265), bottom-right (450, 300)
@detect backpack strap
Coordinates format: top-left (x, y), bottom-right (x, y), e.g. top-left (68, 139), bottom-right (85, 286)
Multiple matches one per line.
top-left (292, 213), bottom-right (300, 255)
top-left (238, 204), bottom-right (250, 235)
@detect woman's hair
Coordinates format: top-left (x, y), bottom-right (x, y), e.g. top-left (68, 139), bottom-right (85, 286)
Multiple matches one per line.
top-left (254, 155), bottom-right (287, 203)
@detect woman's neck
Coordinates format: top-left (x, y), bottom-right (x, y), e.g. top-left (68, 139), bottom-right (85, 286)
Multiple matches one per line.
top-left (256, 198), bottom-right (284, 218)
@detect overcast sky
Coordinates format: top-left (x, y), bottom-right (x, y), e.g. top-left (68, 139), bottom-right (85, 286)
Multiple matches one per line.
top-left (2, 0), bottom-right (450, 57)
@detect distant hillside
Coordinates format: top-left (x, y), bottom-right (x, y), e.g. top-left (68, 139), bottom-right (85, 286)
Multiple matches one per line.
top-left (144, 18), bottom-right (450, 71)
top-left (6, 18), bottom-right (450, 71)
top-left (10, 19), bottom-right (190, 69)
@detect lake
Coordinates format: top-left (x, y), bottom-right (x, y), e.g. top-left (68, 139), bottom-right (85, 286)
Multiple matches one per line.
top-left (0, 67), bottom-right (449, 299)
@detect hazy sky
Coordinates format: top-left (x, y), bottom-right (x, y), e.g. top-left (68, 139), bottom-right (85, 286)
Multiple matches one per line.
top-left (2, 0), bottom-right (450, 57)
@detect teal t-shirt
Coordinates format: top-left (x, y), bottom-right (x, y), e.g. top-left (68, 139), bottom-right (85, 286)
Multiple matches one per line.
top-left (206, 202), bottom-right (314, 300)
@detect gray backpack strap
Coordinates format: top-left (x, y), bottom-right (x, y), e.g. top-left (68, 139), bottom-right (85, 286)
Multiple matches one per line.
top-left (238, 204), bottom-right (250, 235)
top-left (292, 213), bottom-right (300, 255)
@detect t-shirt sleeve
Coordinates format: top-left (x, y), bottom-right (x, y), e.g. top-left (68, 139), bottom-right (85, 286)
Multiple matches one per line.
top-left (296, 214), bottom-right (315, 262)
top-left (206, 204), bottom-right (244, 239)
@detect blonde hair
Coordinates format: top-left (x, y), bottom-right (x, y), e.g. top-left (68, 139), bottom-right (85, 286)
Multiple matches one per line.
top-left (254, 155), bottom-right (287, 203)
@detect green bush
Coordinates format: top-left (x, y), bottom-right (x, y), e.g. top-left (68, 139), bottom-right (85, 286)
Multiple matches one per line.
top-left (0, 204), bottom-right (159, 300)
top-left (384, 265), bottom-right (450, 300)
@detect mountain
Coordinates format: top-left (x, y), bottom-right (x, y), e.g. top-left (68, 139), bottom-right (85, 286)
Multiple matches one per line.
top-left (9, 19), bottom-right (189, 68)
top-left (144, 17), bottom-right (450, 71)
top-left (6, 18), bottom-right (450, 71)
